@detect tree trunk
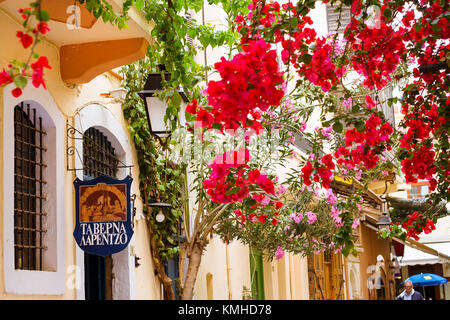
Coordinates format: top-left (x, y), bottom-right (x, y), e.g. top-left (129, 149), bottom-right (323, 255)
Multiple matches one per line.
top-left (181, 241), bottom-right (204, 300)
top-left (148, 221), bottom-right (175, 300)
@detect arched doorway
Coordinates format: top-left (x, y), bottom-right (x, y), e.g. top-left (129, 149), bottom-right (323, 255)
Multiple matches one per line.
top-left (74, 103), bottom-right (136, 300)
top-left (83, 126), bottom-right (119, 300)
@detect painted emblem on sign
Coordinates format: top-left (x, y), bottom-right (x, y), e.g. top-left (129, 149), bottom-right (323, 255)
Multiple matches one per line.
top-left (73, 176), bottom-right (134, 256)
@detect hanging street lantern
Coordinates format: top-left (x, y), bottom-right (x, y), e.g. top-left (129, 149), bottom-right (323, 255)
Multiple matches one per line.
top-left (138, 65), bottom-right (188, 143)
top-left (377, 211), bottom-right (392, 230)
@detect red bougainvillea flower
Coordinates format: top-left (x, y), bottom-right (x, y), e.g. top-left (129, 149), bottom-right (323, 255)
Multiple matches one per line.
top-left (18, 7), bottom-right (31, 20)
top-left (351, 0), bottom-right (362, 15)
top-left (258, 214), bottom-right (268, 223)
top-left (401, 211), bottom-right (436, 240)
top-left (336, 114), bottom-right (393, 171)
top-left (365, 95), bottom-right (376, 109)
top-left (37, 22), bottom-right (50, 35)
top-left (185, 98), bottom-right (198, 114)
top-left (31, 56), bottom-right (51, 89)
top-left (11, 87), bottom-right (23, 98)
top-left (16, 31), bottom-right (33, 49)
top-left (345, 13), bottom-right (406, 90)
top-left (194, 107), bottom-right (214, 128)
top-left (204, 39), bottom-right (284, 131)
top-left (298, 37), bottom-right (340, 92)
top-left (0, 69), bottom-right (13, 86)
top-left (301, 161), bottom-right (313, 186)
top-left (203, 148), bottom-right (278, 204)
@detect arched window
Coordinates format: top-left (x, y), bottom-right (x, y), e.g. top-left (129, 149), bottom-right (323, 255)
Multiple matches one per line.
top-left (14, 102), bottom-right (46, 271)
top-left (4, 85), bottom-right (65, 295)
top-left (83, 127), bottom-right (119, 180)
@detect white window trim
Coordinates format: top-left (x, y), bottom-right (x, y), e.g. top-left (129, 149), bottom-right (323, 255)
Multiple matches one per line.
top-left (3, 83), bottom-right (65, 295)
top-left (73, 103), bottom-right (136, 300)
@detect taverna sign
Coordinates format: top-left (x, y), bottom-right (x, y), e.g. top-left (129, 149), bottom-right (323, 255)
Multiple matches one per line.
top-left (73, 176), bottom-right (134, 256)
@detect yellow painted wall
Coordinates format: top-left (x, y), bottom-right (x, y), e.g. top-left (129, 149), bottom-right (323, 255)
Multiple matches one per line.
top-left (0, 10), bottom-right (159, 299)
top-left (194, 236), bottom-right (252, 300)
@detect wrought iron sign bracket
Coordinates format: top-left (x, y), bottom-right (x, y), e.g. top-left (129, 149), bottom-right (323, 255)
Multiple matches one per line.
top-left (65, 120), bottom-right (134, 175)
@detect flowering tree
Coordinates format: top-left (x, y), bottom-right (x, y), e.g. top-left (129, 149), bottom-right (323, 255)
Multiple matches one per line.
top-left (174, 0), bottom-right (449, 299)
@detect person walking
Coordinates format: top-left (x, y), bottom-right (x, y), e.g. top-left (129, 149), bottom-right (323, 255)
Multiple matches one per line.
top-left (396, 280), bottom-right (425, 300)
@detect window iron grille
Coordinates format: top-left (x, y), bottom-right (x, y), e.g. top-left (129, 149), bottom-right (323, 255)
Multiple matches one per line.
top-left (14, 102), bottom-right (47, 270)
top-left (83, 127), bottom-right (119, 179)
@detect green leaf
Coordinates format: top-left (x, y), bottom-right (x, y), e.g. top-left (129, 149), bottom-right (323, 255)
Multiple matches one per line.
top-left (172, 91), bottom-right (182, 107)
top-left (135, 0), bottom-right (145, 10)
top-left (14, 76), bottom-right (28, 89)
top-left (301, 54), bottom-right (312, 65)
top-left (212, 122), bottom-right (223, 130)
top-left (332, 121), bottom-right (343, 133)
top-left (226, 186), bottom-right (241, 195)
top-left (244, 198), bottom-right (257, 207)
top-left (39, 10), bottom-right (50, 22)
top-left (355, 121), bottom-right (365, 133)
top-left (166, 236), bottom-right (176, 245)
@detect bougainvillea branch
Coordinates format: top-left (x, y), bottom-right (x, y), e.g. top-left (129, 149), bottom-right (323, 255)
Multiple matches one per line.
top-left (0, 0), bottom-right (52, 97)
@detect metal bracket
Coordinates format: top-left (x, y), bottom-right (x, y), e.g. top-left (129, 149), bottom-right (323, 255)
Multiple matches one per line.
top-left (65, 120), bottom-right (134, 175)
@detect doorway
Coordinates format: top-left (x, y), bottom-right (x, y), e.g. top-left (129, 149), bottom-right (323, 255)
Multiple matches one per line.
top-left (82, 127), bottom-right (119, 300)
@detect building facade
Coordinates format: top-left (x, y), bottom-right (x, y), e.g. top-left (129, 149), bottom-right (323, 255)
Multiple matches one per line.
top-left (0, 0), bottom-right (162, 299)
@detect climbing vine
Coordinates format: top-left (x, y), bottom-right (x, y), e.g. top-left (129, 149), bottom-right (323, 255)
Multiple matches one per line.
top-left (121, 58), bottom-right (187, 299)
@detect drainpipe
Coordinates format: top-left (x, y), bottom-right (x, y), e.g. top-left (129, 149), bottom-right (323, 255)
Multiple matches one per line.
top-left (202, 4), bottom-right (208, 83)
top-left (225, 243), bottom-right (232, 299)
top-left (288, 254), bottom-right (293, 299)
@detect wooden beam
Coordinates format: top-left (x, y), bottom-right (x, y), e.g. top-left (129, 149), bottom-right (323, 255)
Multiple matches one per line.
top-left (60, 37), bottom-right (149, 84)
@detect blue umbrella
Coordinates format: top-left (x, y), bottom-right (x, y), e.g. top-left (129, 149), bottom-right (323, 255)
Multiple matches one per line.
top-left (404, 273), bottom-right (447, 287)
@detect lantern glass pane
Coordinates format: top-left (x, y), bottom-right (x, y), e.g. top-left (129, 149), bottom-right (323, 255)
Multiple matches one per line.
top-left (146, 97), bottom-right (169, 134)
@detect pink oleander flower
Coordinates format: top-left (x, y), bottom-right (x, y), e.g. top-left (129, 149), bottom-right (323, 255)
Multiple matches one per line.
top-left (330, 206), bottom-right (341, 224)
top-left (352, 218), bottom-right (360, 229)
top-left (334, 246), bottom-right (343, 254)
top-left (276, 184), bottom-right (287, 195)
top-left (260, 196), bottom-right (270, 206)
top-left (290, 212), bottom-right (303, 224)
top-left (343, 97), bottom-right (352, 109)
top-left (321, 126), bottom-right (333, 139)
top-left (327, 188), bottom-right (337, 205)
top-left (299, 122), bottom-right (307, 132)
top-left (289, 134), bottom-right (296, 144)
top-left (275, 246), bottom-right (285, 260)
top-left (306, 211), bottom-right (317, 224)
